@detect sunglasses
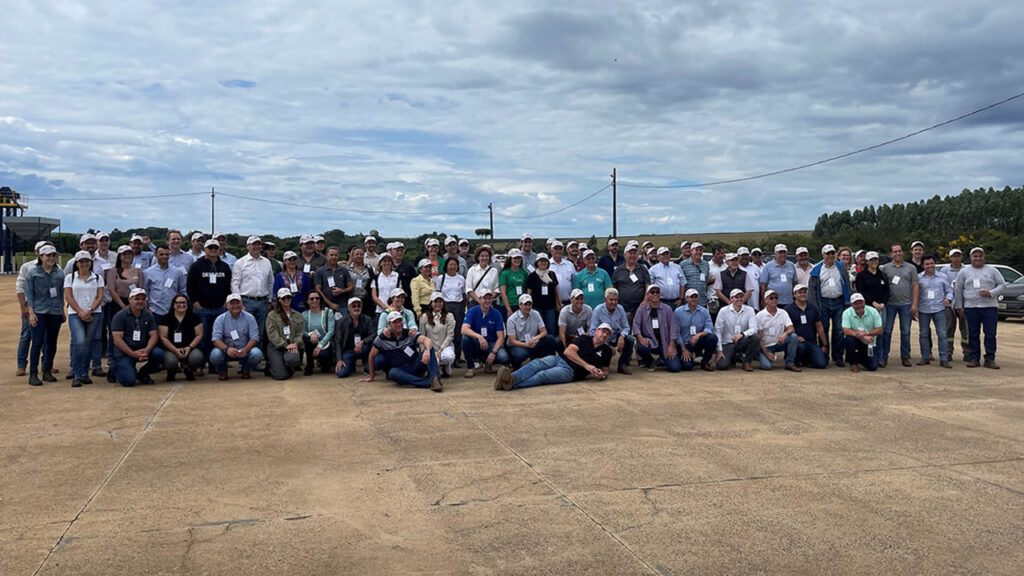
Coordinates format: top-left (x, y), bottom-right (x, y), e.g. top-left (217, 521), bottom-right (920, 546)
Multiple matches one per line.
top-left (767, 295), bottom-right (779, 300)
top-left (308, 296), bottom-right (320, 300)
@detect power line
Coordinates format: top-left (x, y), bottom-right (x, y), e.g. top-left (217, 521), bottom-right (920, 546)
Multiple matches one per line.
top-left (496, 183), bottom-right (613, 219)
top-left (619, 89), bottom-right (1024, 189)
top-left (29, 191), bottom-right (210, 202)
top-left (215, 191), bottom-right (489, 216)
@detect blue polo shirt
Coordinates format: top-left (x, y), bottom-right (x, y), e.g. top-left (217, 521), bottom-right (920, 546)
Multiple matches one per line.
top-left (462, 305), bottom-right (504, 343)
top-left (760, 260), bottom-right (797, 305)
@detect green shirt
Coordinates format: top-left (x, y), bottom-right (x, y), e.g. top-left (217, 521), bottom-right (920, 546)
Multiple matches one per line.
top-left (841, 305), bottom-right (882, 337)
top-left (500, 268), bottom-right (527, 307)
top-left (573, 267), bottom-right (614, 310)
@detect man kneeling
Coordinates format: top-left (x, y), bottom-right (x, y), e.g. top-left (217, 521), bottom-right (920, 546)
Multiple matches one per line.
top-left (362, 311), bottom-right (443, 392)
top-left (494, 323), bottom-right (614, 391)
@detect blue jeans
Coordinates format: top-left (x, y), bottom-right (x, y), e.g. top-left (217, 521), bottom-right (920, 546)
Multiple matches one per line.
top-left (387, 349), bottom-right (440, 388)
top-left (636, 341), bottom-right (682, 372)
top-left (883, 304), bottom-right (912, 361)
top-left (195, 306), bottom-right (225, 366)
top-left (209, 346), bottom-right (263, 374)
top-left (18, 314), bottom-right (32, 369)
top-left (678, 333), bottom-right (719, 371)
top-left (68, 313), bottom-right (103, 379)
top-left (113, 348), bottom-right (166, 386)
top-left (796, 340), bottom-right (828, 369)
top-left (537, 308), bottom-right (559, 337)
top-left (336, 346), bottom-right (371, 378)
top-left (964, 307), bottom-right (998, 362)
top-left (759, 332), bottom-right (798, 369)
top-left (918, 310), bottom-right (948, 361)
top-left (819, 297), bottom-right (845, 363)
top-left (508, 335), bottom-right (559, 368)
top-left (242, 298), bottom-right (268, 341)
top-left (461, 335), bottom-right (510, 369)
top-left (844, 335), bottom-right (878, 371)
top-left (510, 355), bottom-right (574, 389)
top-left (29, 313), bottom-right (62, 373)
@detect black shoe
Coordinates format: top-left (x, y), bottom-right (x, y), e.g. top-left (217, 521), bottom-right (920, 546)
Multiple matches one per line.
top-left (42, 371), bottom-right (58, 383)
top-left (137, 373), bottom-right (155, 385)
top-left (184, 368), bottom-right (196, 381)
top-left (72, 378), bottom-right (82, 388)
top-left (65, 372), bottom-right (74, 380)
top-left (167, 373), bottom-right (176, 382)
top-left (303, 366), bottom-right (313, 376)
top-left (107, 372), bottom-right (117, 383)
top-left (29, 373), bottom-right (42, 386)
top-left (92, 368), bottom-right (107, 377)
top-left (80, 375), bottom-right (93, 385)
top-left (833, 360), bottom-right (845, 368)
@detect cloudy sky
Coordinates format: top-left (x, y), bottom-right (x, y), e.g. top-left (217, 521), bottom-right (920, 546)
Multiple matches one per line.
top-left (3, 0), bottom-right (1023, 239)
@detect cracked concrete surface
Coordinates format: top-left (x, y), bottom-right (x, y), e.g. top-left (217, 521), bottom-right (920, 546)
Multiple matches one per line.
top-left (1, 274), bottom-right (1023, 575)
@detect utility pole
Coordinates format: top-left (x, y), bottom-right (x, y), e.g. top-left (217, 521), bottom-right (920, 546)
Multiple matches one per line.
top-left (488, 203), bottom-right (494, 242)
top-left (210, 187), bottom-right (216, 236)
top-left (611, 168), bottom-right (617, 237)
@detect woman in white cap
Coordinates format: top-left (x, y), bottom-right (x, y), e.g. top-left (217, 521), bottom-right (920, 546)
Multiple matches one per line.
top-left (24, 245), bottom-right (65, 386)
top-left (302, 289), bottom-right (335, 375)
top-left (158, 293), bottom-right (204, 381)
top-left (465, 245), bottom-right (500, 310)
top-left (500, 248), bottom-right (527, 319)
top-left (264, 288), bottom-right (304, 380)
top-left (435, 257), bottom-right (466, 364)
top-left (423, 238), bottom-right (442, 277)
top-left (105, 245), bottom-right (145, 379)
top-left (420, 292), bottom-right (456, 376)
top-left (272, 251), bottom-right (311, 312)
top-left (411, 259), bottom-right (436, 313)
top-left (64, 250), bottom-right (105, 387)
top-left (526, 252), bottom-right (560, 335)
top-left (371, 252), bottom-right (399, 324)
top-left (377, 288), bottom-right (417, 334)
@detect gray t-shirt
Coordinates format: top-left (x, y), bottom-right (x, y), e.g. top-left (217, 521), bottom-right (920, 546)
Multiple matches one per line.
top-left (558, 304), bottom-right (593, 340)
top-left (880, 261), bottom-right (918, 305)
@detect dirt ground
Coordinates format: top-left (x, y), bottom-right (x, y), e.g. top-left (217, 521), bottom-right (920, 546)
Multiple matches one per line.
top-left (2, 274), bottom-right (1022, 575)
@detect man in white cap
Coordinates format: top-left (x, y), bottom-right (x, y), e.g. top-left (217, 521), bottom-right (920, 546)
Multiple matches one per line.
top-left (391, 241), bottom-right (417, 310)
top-left (188, 232), bottom-right (206, 260)
top-left (648, 247), bottom-right (687, 308)
top-left (63, 232), bottom-right (99, 275)
top-left (262, 240), bottom-right (282, 276)
top-left (942, 248), bottom-right (969, 360)
top-left (794, 247), bottom-right (813, 287)
top-left (588, 287), bottom-right (634, 375)
top-left (333, 296), bottom-right (377, 378)
top-left (674, 287), bottom-right (718, 371)
top-left (15, 240), bottom-right (53, 376)
top-left (94, 231), bottom-right (114, 272)
top-left (166, 229), bottom-right (196, 271)
top-left (363, 235), bottom-right (381, 270)
top-left (314, 235), bottom-right (326, 257)
top-left (506, 293), bottom-right (559, 369)
top-left (566, 240), bottom-right (583, 271)
top-left (573, 249), bottom-right (614, 311)
top-left (129, 234), bottom-right (154, 269)
top-left (785, 284), bottom-right (829, 369)
top-left (298, 234), bottom-right (325, 274)
top-left (633, 284), bottom-right (681, 372)
top-left (519, 233), bottom-right (537, 269)
top-left (759, 244), bottom-right (797, 307)
top-left (612, 240), bottom-right (651, 322)
top-left (841, 293), bottom-right (882, 372)
top-left (714, 253), bottom-right (755, 309)
top-left (494, 322), bottom-right (613, 391)
top-left (458, 238), bottom-right (472, 263)
top-left (954, 247), bottom-right (1005, 369)
top-left (186, 238), bottom-right (233, 372)
top-left (210, 293), bottom-right (263, 380)
top-left (360, 310), bottom-right (443, 391)
top-left (460, 289), bottom-right (509, 377)
top-left (755, 290), bottom-right (800, 372)
top-left (915, 253), bottom-right (953, 368)
top-left (909, 240), bottom-right (925, 273)
top-left (880, 244), bottom-right (918, 368)
top-left (232, 235), bottom-right (275, 340)
top-left (110, 288), bottom-right (164, 386)
top-left (750, 247), bottom-right (765, 270)
top-left (213, 232), bottom-right (236, 267)
top-left (714, 288), bottom-right (760, 371)
top-left (441, 236), bottom-right (467, 276)
top-left (598, 238), bottom-right (624, 277)
top-left (678, 241), bottom-right (692, 264)
top-left (808, 244), bottom-right (852, 367)
top-left (680, 241), bottom-right (712, 308)
top-left (737, 247), bottom-right (761, 310)
top-left (548, 240), bottom-right (576, 305)
top-left (558, 288), bottom-right (592, 349)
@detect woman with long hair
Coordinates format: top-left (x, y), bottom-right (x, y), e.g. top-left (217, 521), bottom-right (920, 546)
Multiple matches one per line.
top-left (499, 248), bottom-right (527, 319)
top-left (302, 290), bottom-right (334, 375)
top-left (526, 252), bottom-right (560, 335)
top-left (159, 293), bottom-right (204, 381)
top-left (64, 250), bottom-right (104, 387)
top-left (265, 288), bottom-right (305, 380)
top-left (419, 292), bottom-right (455, 376)
top-left (465, 245), bottom-right (499, 310)
top-left (371, 252), bottom-right (399, 325)
top-left (272, 251), bottom-right (311, 312)
top-left (25, 245), bottom-right (65, 386)
top-left (435, 257), bottom-right (466, 365)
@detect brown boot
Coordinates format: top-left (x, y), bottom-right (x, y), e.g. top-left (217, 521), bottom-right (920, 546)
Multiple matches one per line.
top-left (984, 361), bottom-right (1000, 370)
top-left (742, 362), bottom-right (753, 372)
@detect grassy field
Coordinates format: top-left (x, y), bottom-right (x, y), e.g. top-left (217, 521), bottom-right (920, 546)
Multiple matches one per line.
top-left (486, 230), bottom-right (815, 251)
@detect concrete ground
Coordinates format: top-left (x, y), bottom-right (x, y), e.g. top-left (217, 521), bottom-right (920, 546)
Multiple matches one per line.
top-left (2, 274), bottom-right (1023, 575)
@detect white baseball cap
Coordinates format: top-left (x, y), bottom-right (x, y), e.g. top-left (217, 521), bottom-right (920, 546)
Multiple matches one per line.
top-left (444, 237), bottom-right (456, 246)
top-left (685, 288), bottom-right (700, 298)
top-left (680, 240), bottom-right (691, 248)
top-left (283, 250), bottom-right (297, 260)
top-left (204, 239), bottom-right (221, 249)
top-left (458, 238), bottom-right (469, 246)
top-left (821, 244), bottom-right (836, 254)
top-left (507, 248), bottom-right (523, 258)
top-left (130, 234), bottom-right (144, 242)
top-left (79, 233), bottom-right (96, 244)
top-left (764, 289), bottom-right (778, 298)
top-left (95, 231), bottom-right (110, 240)
top-left (948, 248), bottom-right (962, 256)
top-left (645, 284), bottom-right (661, 294)
top-left (214, 231), bottom-right (226, 239)
top-left (425, 238), bottom-right (440, 247)
top-left (729, 288), bottom-right (745, 298)
top-left (865, 251), bottom-right (879, 260)
top-left (276, 287), bottom-right (293, 299)
top-left (389, 288), bottom-right (406, 299)
top-left (519, 294), bottom-right (533, 304)
top-left (566, 240), bottom-right (579, 248)
top-left (34, 240), bottom-right (50, 251)
top-left (582, 249), bottom-right (596, 259)
top-left (300, 234), bottom-right (314, 244)
top-left (417, 259), bottom-right (432, 269)
top-left (794, 283), bottom-right (808, 292)
top-left (774, 243), bottom-right (788, 253)
top-left (607, 238), bottom-right (619, 246)
top-left (430, 291), bottom-right (444, 302)
top-left (521, 233), bottom-right (533, 241)
top-left (751, 247), bottom-right (763, 254)
top-left (850, 293), bottom-right (865, 303)
top-left (596, 322), bottom-right (613, 333)
top-left (551, 240), bottom-right (564, 249)
top-left (225, 293), bottom-right (242, 303)
top-left (246, 235), bottom-right (262, 245)
top-left (737, 247), bottom-right (750, 256)
top-left (191, 232), bottom-right (205, 241)
top-left (117, 244), bottom-right (133, 255)
top-left (970, 246), bottom-right (984, 255)
top-left (911, 240), bottom-right (924, 249)
top-left (795, 247), bottom-right (809, 255)
top-left (72, 250), bottom-right (92, 263)
top-left (39, 245), bottom-right (57, 256)
top-left (690, 241), bottom-right (703, 250)
top-left (314, 235), bottom-right (324, 242)
top-left (534, 252), bottom-right (550, 262)
top-left (364, 236), bottom-right (377, 244)
top-left (348, 297), bottom-right (363, 306)
top-left (725, 252), bottom-right (738, 260)
top-left (386, 311), bottom-right (404, 323)
top-left (570, 288), bottom-right (584, 299)
top-left (657, 247), bottom-right (670, 255)
top-left (129, 288), bottom-right (147, 299)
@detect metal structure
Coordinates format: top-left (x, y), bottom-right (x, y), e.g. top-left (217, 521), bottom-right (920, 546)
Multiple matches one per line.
top-left (0, 186), bottom-right (31, 273)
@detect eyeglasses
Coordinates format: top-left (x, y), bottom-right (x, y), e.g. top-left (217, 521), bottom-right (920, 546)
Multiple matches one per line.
top-left (174, 301), bottom-right (188, 306)
top-left (308, 296), bottom-right (320, 301)
top-left (648, 290), bottom-right (660, 294)
top-left (280, 296), bottom-right (293, 300)
top-left (767, 295), bottom-right (779, 300)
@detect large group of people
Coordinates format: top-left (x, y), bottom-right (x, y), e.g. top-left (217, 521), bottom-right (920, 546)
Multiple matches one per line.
top-left (15, 230), bottom-right (1007, 391)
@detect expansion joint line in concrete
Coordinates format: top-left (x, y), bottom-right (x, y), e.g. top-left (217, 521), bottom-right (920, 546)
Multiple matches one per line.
top-left (444, 396), bottom-right (661, 576)
top-left (32, 384), bottom-right (183, 576)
